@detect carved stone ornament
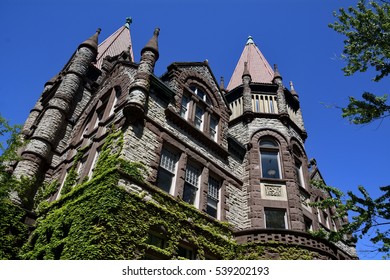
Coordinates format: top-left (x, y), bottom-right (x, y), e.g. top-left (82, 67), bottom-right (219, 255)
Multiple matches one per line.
top-left (265, 185), bottom-right (282, 197)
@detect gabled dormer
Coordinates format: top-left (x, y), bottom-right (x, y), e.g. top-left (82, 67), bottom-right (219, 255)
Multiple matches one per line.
top-left (161, 62), bottom-right (231, 157)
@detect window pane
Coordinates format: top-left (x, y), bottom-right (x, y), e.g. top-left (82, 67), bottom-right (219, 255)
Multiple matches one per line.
top-left (195, 106), bottom-right (203, 129)
top-left (206, 199), bottom-right (218, 218)
top-left (180, 95), bottom-right (189, 118)
top-left (157, 148), bottom-right (177, 193)
top-left (265, 208), bottom-right (286, 229)
top-left (261, 150), bottom-right (280, 179)
top-left (208, 177), bottom-right (219, 200)
top-left (157, 168), bottom-right (174, 193)
top-left (210, 116), bottom-right (218, 140)
top-left (260, 139), bottom-right (278, 148)
top-left (178, 246), bottom-right (194, 259)
top-left (185, 165), bottom-right (199, 186)
top-left (207, 177), bottom-right (219, 218)
top-left (160, 149), bottom-right (176, 173)
top-left (147, 234), bottom-right (165, 249)
top-left (183, 183), bottom-right (197, 204)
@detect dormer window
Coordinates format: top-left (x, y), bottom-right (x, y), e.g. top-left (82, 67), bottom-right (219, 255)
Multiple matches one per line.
top-left (179, 83), bottom-right (220, 142)
top-left (190, 85), bottom-right (211, 105)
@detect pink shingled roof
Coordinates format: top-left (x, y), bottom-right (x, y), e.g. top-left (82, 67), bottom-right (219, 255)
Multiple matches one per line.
top-left (95, 24), bottom-right (133, 69)
top-left (226, 38), bottom-right (274, 91)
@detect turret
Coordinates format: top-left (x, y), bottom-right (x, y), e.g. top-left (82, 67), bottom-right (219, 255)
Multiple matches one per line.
top-left (123, 28), bottom-right (160, 123)
top-left (12, 29), bottom-right (100, 208)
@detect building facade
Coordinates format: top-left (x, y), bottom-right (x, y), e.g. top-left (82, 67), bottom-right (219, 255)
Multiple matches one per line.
top-left (13, 20), bottom-right (357, 260)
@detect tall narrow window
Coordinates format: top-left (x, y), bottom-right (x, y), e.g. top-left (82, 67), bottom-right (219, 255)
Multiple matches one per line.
top-left (209, 116), bottom-right (218, 141)
top-left (183, 165), bottom-right (199, 205)
top-left (295, 161), bottom-right (305, 188)
top-left (264, 208), bottom-right (287, 229)
top-left (88, 149), bottom-right (100, 179)
top-left (322, 211), bottom-right (330, 228)
top-left (259, 139), bottom-right (281, 179)
top-left (180, 95), bottom-right (190, 119)
top-left (304, 216), bottom-right (313, 232)
top-left (157, 148), bottom-right (178, 194)
top-left (207, 177), bottom-right (220, 218)
top-left (109, 87), bottom-right (121, 116)
top-left (194, 106), bottom-right (204, 130)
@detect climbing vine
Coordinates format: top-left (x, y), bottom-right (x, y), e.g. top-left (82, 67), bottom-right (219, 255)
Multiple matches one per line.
top-left (18, 129), bottom-right (336, 260)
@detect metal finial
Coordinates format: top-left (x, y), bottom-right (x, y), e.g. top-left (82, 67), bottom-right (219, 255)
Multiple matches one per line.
top-left (125, 17), bottom-right (132, 29)
top-left (290, 81), bottom-right (295, 91)
top-left (96, 28), bottom-right (102, 35)
top-left (154, 28), bottom-right (160, 36)
top-left (220, 76), bottom-right (225, 90)
top-left (246, 36), bottom-right (255, 45)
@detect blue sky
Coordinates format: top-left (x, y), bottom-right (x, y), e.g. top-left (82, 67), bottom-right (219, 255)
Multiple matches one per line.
top-left (1, 0), bottom-right (389, 259)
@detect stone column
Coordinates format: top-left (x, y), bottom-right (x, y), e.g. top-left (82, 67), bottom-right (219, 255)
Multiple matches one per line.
top-left (242, 62), bottom-right (254, 123)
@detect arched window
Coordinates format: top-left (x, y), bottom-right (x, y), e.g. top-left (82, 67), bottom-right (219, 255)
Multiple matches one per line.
top-left (179, 83), bottom-right (219, 141)
top-left (259, 138), bottom-right (281, 179)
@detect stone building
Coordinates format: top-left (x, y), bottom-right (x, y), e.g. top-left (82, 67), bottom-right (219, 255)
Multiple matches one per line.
top-left (13, 19), bottom-right (357, 260)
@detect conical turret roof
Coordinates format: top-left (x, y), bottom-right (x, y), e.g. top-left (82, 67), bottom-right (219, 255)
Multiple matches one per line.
top-left (95, 18), bottom-right (134, 69)
top-left (227, 36), bottom-right (274, 91)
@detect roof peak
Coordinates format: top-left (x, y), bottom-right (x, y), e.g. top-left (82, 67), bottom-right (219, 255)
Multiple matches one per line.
top-left (226, 36), bottom-right (274, 90)
top-left (95, 19), bottom-right (134, 69)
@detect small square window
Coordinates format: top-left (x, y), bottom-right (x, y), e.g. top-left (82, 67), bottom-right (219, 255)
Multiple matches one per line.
top-left (177, 245), bottom-right (195, 259)
top-left (264, 208), bottom-right (287, 229)
top-left (147, 233), bottom-right (165, 249)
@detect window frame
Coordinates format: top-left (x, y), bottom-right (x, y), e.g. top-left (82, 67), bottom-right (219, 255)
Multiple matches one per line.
top-left (179, 83), bottom-right (220, 142)
top-left (157, 148), bottom-right (179, 195)
top-left (259, 138), bottom-right (282, 179)
top-left (264, 207), bottom-right (288, 229)
top-left (183, 164), bottom-right (200, 206)
top-left (206, 176), bottom-right (220, 218)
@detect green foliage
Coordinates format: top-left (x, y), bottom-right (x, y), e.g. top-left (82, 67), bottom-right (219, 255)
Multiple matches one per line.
top-left (342, 93), bottom-right (390, 124)
top-left (19, 128), bottom-right (328, 260)
top-left (311, 180), bottom-right (390, 259)
top-left (35, 180), bottom-right (59, 208)
top-left (60, 145), bottom-right (90, 195)
top-left (0, 200), bottom-right (29, 259)
top-left (236, 242), bottom-right (314, 260)
top-left (0, 114), bottom-right (29, 259)
top-left (330, 0), bottom-right (390, 124)
top-left (330, 0), bottom-right (390, 81)
top-left (330, 0), bottom-right (390, 258)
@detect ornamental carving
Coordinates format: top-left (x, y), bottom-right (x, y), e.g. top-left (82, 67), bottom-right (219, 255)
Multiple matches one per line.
top-left (265, 185), bottom-right (282, 197)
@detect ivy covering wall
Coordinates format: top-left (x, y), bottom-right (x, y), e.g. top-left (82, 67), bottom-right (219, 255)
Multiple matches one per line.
top-left (17, 130), bottom-right (323, 260)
